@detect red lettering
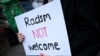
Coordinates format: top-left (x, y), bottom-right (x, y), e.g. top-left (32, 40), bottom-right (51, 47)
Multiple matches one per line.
top-left (32, 27), bottom-right (47, 39)
top-left (38, 28), bottom-right (44, 37)
top-left (42, 27), bottom-right (47, 37)
top-left (32, 29), bottom-right (39, 38)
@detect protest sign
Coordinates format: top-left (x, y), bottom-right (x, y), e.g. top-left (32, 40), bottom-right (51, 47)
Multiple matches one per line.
top-left (15, 0), bottom-right (71, 56)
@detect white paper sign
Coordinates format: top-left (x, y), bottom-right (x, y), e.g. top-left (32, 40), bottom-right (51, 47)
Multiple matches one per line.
top-left (15, 0), bottom-right (71, 56)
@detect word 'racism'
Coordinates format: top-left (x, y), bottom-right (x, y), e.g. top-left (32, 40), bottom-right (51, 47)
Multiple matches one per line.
top-left (24, 13), bottom-right (51, 27)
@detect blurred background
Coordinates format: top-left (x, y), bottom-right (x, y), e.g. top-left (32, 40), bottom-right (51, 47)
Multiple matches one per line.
top-left (0, 0), bottom-right (52, 56)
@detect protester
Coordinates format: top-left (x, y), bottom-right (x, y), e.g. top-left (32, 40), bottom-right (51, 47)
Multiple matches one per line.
top-left (19, 0), bottom-right (33, 12)
top-left (17, 0), bottom-right (100, 56)
top-left (61, 0), bottom-right (100, 56)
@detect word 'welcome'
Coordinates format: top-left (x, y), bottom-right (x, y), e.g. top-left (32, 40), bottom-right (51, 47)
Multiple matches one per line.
top-left (28, 42), bottom-right (60, 51)
top-left (24, 13), bottom-right (51, 27)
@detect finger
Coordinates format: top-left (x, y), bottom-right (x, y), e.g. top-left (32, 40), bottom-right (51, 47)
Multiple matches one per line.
top-left (18, 36), bottom-right (24, 42)
top-left (17, 33), bottom-right (22, 35)
top-left (18, 37), bottom-right (24, 42)
top-left (18, 35), bottom-right (25, 39)
top-left (19, 39), bottom-right (21, 42)
top-left (40, 53), bottom-right (47, 56)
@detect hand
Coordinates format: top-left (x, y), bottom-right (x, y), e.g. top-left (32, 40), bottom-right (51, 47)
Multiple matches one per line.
top-left (17, 33), bottom-right (25, 43)
top-left (40, 53), bottom-right (47, 56)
